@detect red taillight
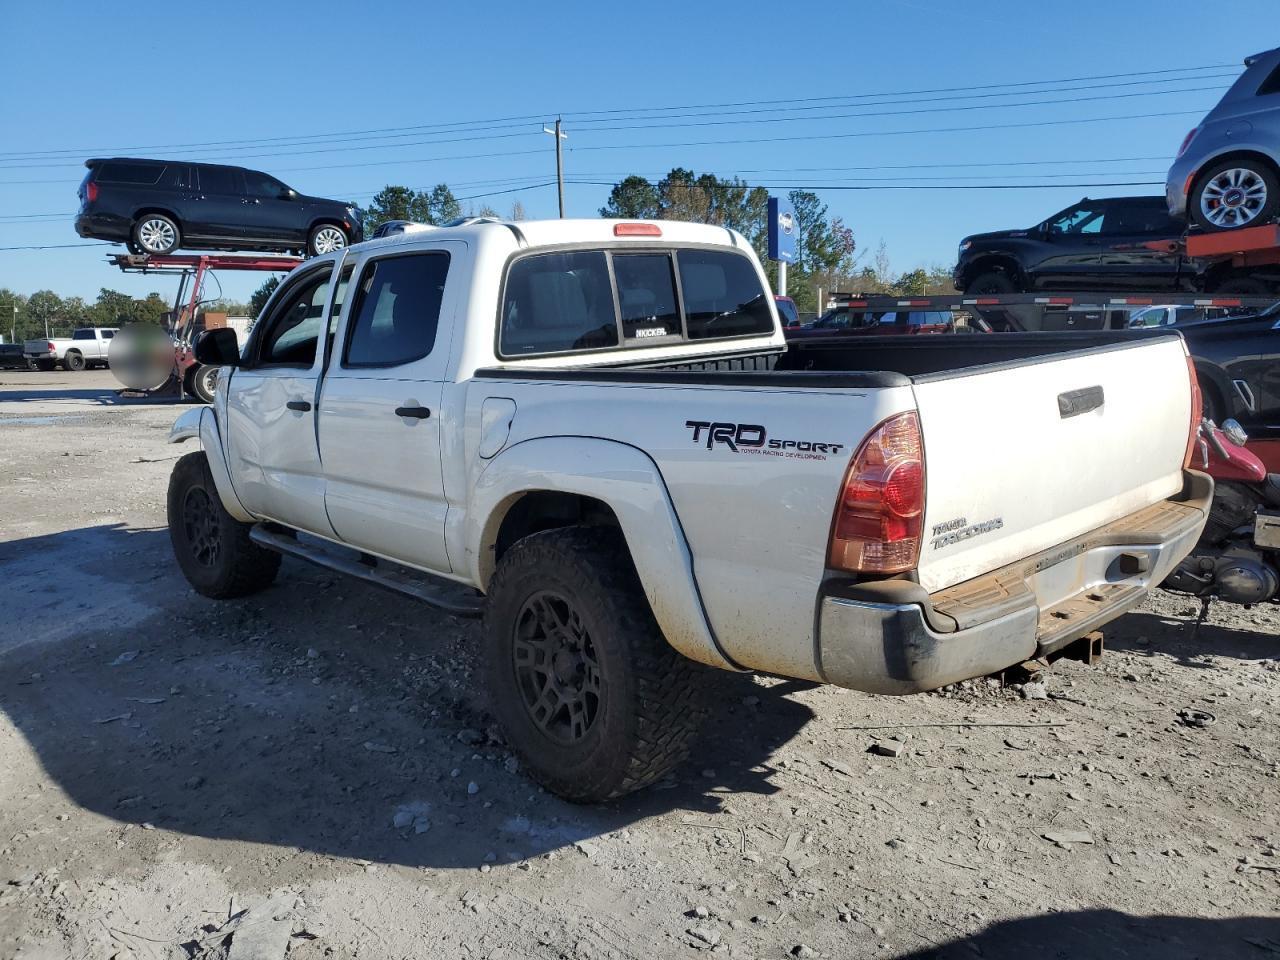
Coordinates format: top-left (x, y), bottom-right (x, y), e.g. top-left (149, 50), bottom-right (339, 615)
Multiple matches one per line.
top-left (1185, 355), bottom-right (1203, 468)
top-left (1176, 127), bottom-right (1200, 159)
top-left (47, 342), bottom-right (55, 351)
top-left (614, 222), bottom-right (662, 237)
top-left (85, 182), bottom-right (99, 202)
top-left (828, 411), bottom-right (925, 574)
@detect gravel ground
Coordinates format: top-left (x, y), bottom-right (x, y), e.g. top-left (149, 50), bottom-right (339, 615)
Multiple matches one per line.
top-left (1, 368), bottom-right (1278, 960)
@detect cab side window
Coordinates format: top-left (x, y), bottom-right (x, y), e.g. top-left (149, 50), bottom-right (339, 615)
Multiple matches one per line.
top-left (256, 270), bottom-right (333, 368)
top-left (344, 253), bottom-right (450, 367)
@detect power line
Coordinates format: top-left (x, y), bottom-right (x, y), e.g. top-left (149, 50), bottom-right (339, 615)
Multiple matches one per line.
top-left (573, 179), bottom-right (1165, 191)
top-left (0, 68), bottom-right (1233, 164)
top-left (569, 108), bottom-right (1207, 152)
top-left (0, 62), bottom-right (1236, 166)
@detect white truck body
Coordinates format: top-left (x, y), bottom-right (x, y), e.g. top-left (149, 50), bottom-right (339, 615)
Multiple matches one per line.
top-left (170, 218), bottom-right (1209, 695)
top-left (24, 327), bottom-right (118, 369)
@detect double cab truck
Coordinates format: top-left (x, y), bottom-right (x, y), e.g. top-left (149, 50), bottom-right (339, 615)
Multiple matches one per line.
top-left (24, 326), bottom-right (118, 371)
top-left (167, 218), bottom-right (1210, 802)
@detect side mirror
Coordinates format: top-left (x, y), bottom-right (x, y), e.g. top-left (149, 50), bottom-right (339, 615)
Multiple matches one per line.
top-left (279, 188), bottom-right (299, 201)
top-left (194, 328), bottom-right (241, 367)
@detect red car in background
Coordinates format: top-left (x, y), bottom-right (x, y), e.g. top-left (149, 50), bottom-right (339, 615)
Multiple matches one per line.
top-left (785, 305), bottom-right (957, 338)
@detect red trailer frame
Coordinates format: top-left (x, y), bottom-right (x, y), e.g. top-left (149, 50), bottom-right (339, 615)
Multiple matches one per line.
top-left (110, 252), bottom-right (303, 400)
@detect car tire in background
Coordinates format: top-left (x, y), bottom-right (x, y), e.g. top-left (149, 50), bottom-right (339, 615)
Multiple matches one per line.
top-left (132, 213), bottom-right (181, 255)
top-left (307, 224), bottom-right (348, 257)
top-left (1189, 159), bottom-right (1280, 232)
top-left (964, 271), bottom-right (1018, 295)
top-left (35, 359), bottom-right (56, 371)
top-left (63, 350), bottom-right (85, 372)
top-left (483, 526), bottom-right (708, 803)
top-left (1210, 276), bottom-right (1273, 296)
top-left (185, 364), bottom-right (219, 404)
top-left (167, 452), bottom-right (281, 599)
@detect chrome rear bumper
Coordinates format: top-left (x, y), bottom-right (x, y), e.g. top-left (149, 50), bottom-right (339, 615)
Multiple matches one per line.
top-left (817, 471), bottom-right (1211, 694)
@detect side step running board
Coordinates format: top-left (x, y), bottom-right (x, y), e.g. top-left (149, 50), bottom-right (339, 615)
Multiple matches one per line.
top-left (249, 524), bottom-right (484, 618)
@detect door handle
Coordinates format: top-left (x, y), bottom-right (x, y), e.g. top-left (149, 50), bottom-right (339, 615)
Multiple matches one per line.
top-left (394, 405), bottom-right (431, 419)
top-left (286, 399), bottom-right (311, 412)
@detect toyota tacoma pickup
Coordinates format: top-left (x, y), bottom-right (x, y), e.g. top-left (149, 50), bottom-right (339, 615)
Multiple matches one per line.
top-left (166, 217), bottom-right (1210, 802)
top-left (24, 326), bottom-right (118, 371)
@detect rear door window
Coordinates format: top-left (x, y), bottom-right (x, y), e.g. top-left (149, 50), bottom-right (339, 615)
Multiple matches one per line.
top-left (344, 253), bottom-right (450, 367)
top-left (95, 162), bottom-right (164, 185)
top-left (199, 166), bottom-right (243, 195)
top-left (677, 249), bottom-right (773, 340)
top-left (501, 251), bottom-right (619, 355)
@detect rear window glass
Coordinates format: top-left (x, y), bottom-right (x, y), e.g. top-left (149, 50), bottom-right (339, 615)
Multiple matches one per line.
top-left (498, 247), bottom-right (771, 357)
top-left (199, 166), bottom-right (241, 194)
top-left (95, 162), bottom-right (164, 185)
top-left (501, 251), bottom-right (619, 355)
top-left (344, 253), bottom-right (450, 367)
top-left (678, 249), bottom-right (773, 340)
top-left (614, 254), bottom-right (680, 340)
top-left (1257, 63), bottom-right (1280, 97)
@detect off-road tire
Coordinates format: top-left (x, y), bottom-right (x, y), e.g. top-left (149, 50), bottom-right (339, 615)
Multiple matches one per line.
top-left (63, 350), bottom-right (85, 372)
top-left (964, 270), bottom-right (1017, 295)
top-left (484, 526), bottom-right (708, 803)
top-left (167, 451), bottom-right (280, 599)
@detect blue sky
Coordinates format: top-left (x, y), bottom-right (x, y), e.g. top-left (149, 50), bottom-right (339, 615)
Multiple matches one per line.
top-left (0, 0), bottom-right (1270, 304)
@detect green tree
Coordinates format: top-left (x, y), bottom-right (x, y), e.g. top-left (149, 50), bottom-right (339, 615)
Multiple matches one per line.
top-left (92, 288), bottom-right (137, 326)
top-left (599, 175), bottom-right (661, 219)
top-left (425, 184), bottom-right (460, 224)
top-left (132, 292), bottom-right (170, 326)
top-left (26, 290), bottom-right (65, 336)
top-left (249, 277), bottom-right (280, 317)
top-left (364, 185), bottom-right (426, 234)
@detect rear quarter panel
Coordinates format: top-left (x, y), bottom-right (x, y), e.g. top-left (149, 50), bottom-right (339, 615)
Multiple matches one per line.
top-left (464, 376), bottom-right (915, 680)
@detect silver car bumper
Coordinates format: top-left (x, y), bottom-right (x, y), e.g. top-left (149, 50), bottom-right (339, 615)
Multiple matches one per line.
top-left (816, 471), bottom-right (1211, 695)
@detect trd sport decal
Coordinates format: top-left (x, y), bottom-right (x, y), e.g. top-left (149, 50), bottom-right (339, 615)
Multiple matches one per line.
top-left (685, 421), bottom-right (844, 460)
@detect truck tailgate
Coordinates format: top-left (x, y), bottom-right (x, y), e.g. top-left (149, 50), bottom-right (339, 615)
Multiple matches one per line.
top-left (913, 335), bottom-right (1191, 594)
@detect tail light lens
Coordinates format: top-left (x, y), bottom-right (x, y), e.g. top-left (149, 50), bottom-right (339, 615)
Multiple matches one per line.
top-left (1185, 355), bottom-right (1204, 468)
top-left (829, 411), bottom-right (925, 574)
top-left (85, 182), bottom-right (99, 202)
top-left (1175, 127), bottom-right (1199, 159)
top-left (47, 342), bottom-right (55, 351)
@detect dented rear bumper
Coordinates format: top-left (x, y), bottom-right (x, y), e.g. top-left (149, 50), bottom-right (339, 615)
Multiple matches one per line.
top-left (816, 470), bottom-right (1211, 694)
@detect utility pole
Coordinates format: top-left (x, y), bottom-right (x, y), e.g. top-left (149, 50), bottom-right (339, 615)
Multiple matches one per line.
top-left (542, 118), bottom-right (568, 217)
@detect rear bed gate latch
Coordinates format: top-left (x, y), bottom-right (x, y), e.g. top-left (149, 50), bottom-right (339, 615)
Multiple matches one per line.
top-left (1057, 385), bottom-right (1104, 419)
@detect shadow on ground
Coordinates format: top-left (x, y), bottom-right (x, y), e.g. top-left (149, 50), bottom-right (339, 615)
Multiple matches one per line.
top-left (893, 908), bottom-right (1280, 959)
top-left (1106, 608), bottom-right (1279, 665)
top-left (0, 524), bottom-right (815, 872)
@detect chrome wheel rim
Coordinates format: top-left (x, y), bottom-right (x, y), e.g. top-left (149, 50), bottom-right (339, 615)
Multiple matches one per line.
top-left (182, 487), bottom-right (220, 568)
top-left (512, 591), bottom-right (603, 745)
top-left (138, 218), bottom-right (176, 252)
top-left (312, 227), bottom-right (346, 254)
top-left (1200, 168), bottom-right (1268, 228)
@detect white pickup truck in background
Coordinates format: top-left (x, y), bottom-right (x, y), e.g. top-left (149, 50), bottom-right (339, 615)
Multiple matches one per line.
top-left (24, 326), bottom-right (118, 371)
top-left (166, 217), bottom-right (1210, 802)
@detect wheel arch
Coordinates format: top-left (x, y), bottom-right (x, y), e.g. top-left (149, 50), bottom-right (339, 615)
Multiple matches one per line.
top-left (132, 206), bottom-right (184, 229)
top-left (1188, 149), bottom-right (1280, 197)
top-left (1192, 357), bottom-right (1235, 422)
top-left (167, 406), bottom-right (254, 522)
top-left (464, 436), bottom-right (734, 670)
top-left (961, 254), bottom-right (1022, 288)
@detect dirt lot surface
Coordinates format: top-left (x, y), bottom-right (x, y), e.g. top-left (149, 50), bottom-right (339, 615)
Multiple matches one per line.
top-left (1, 368), bottom-right (1278, 960)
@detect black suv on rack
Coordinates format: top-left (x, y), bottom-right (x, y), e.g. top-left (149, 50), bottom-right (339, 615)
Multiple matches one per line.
top-left (953, 196), bottom-right (1196, 294)
top-left (75, 158), bottom-right (363, 257)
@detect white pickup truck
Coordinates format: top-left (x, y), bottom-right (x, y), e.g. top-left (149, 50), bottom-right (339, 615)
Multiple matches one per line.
top-left (166, 217), bottom-right (1210, 801)
top-left (24, 326), bottom-right (118, 371)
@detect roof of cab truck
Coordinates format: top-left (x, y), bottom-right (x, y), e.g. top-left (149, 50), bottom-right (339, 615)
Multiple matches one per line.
top-left (347, 217), bottom-right (752, 255)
